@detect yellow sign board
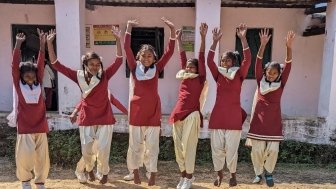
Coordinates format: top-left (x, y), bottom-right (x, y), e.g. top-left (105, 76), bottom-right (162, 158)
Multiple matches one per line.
top-left (93, 25), bottom-right (118, 45)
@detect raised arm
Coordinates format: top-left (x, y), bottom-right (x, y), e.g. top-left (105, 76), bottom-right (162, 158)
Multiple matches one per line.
top-left (176, 29), bottom-right (187, 69)
top-left (37, 28), bottom-right (46, 83)
top-left (47, 29), bottom-right (77, 82)
top-left (198, 23), bottom-right (208, 78)
top-left (106, 26), bottom-right (123, 79)
top-left (47, 29), bottom-right (57, 64)
top-left (281, 30), bottom-right (295, 87)
top-left (207, 27), bottom-right (222, 81)
top-left (156, 17), bottom-right (176, 71)
top-left (12, 33), bottom-right (26, 82)
top-left (124, 20), bottom-right (139, 71)
top-left (255, 28), bottom-right (271, 82)
top-left (236, 24), bottom-right (251, 79)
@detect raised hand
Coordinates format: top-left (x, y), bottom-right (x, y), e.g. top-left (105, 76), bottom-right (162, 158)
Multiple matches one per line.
top-left (161, 17), bottom-right (175, 29)
top-left (16, 33), bottom-right (26, 44)
top-left (126, 19), bottom-right (139, 33)
top-left (127, 19), bottom-right (139, 27)
top-left (47, 29), bottom-right (56, 43)
top-left (212, 27), bottom-right (222, 42)
top-left (259, 28), bottom-right (271, 46)
top-left (236, 23), bottom-right (247, 39)
top-left (15, 33), bottom-right (25, 49)
top-left (37, 28), bottom-right (46, 45)
top-left (286, 30), bottom-right (295, 48)
top-left (176, 29), bottom-right (182, 41)
top-left (111, 25), bottom-right (121, 40)
top-left (200, 23), bottom-right (208, 38)
top-left (161, 17), bottom-right (175, 39)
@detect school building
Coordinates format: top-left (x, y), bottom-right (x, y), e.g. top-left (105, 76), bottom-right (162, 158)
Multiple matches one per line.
top-left (0, 0), bottom-right (335, 145)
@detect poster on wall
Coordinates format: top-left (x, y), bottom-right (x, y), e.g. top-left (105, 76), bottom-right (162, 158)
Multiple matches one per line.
top-left (93, 25), bottom-right (118, 45)
top-left (182, 26), bottom-right (195, 52)
top-left (85, 25), bottom-right (91, 48)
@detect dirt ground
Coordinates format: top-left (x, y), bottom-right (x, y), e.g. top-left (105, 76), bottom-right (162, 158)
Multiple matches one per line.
top-left (0, 157), bottom-right (335, 189)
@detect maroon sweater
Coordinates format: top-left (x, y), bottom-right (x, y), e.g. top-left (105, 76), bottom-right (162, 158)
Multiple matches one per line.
top-left (12, 49), bottom-right (49, 134)
top-left (207, 48), bottom-right (251, 130)
top-left (169, 51), bottom-right (205, 124)
top-left (247, 57), bottom-right (291, 141)
top-left (52, 57), bottom-right (123, 126)
top-left (124, 33), bottom-right (175, 126)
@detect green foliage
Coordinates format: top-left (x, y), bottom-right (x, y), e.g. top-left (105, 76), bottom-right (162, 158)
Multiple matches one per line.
top-left (48, 130), bottom-right (82, 167)
top-left (158, 137), bottom-right (175, 161)
top-left (279, 140), bottom-right (336, 164)
top-left (195, 139), bottom-right (212, 164)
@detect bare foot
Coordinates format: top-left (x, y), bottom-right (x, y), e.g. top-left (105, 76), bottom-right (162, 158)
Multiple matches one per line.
top-left (87, 170), bottom-right (95, 182)
top-left (133, 169), bottom-right (141, 184)
top-left (214, 170), bottom-right (223, 187)
top-left (100, 175), bottom-right (108, 184)
top-left (229, 172), bottom-right (237, 187)
top-left (148, 172), bottom-right (156, 186)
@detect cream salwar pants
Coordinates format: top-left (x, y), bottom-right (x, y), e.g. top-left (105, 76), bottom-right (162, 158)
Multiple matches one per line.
top-left (127, 126), bottom-right (160, 173)
top-left (16, 133), bottom-right (50, 183)
top-left (173, 111), bottom-right (200, 174)
top-left (250, 139), bottom-right (279, 175)
top-left (76, 125), bottom-right (113, 175)
top-left (211, 129), bottom-right (241, 173)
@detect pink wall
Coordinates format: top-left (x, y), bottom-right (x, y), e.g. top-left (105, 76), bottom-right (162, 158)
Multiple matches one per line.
top-left (85, 6), bottom-right (195, 114)
top-left (218, 7), bottom-right (324, 116)
top-left (0, 4), bottom-right (55, 111)
top-left (0, 4), bottom-right (324, 117)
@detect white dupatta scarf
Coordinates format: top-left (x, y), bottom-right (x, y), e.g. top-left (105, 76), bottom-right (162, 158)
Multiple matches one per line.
top-left (259, 76), bottom-right (281, 95)
top-left (176, 69), bottom-right (199, 80)
top-left (218, 66), bottom-right (240, 80)
top-left (135, 61), bottom-right (156, 80)
top-left (77, 70), bottom-right (101, 99)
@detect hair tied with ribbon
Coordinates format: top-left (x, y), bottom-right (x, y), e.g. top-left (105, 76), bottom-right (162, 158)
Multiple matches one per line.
top-left (81, 55), bottom-right (86, 63)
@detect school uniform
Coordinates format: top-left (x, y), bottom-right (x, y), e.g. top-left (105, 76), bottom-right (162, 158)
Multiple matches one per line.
top-left (247, 57), bottom-right (291, 175)
top-left (169, 51), bottom-right (205, 174)
top-left (12, 49), bottom-right (50, 184)
top-left (124, 32), bottom-right (175, 173)
top-left (207, 48), bottom-right (251, 173)
top-left (51, 55), bottom-right (123, 176)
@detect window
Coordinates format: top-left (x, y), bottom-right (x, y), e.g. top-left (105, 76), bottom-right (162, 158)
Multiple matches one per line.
top-left (126, 27), bottom-right (165, 78)
top-left (235, 28), bottom-right (273, 79)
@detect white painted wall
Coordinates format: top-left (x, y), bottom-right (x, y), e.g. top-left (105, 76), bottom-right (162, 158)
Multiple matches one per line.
top-left (54, 0), bottom-right (85, 114)
top-left (0, 4), bottom-right (324, 117)
top-left (195, 0), bottom-right (221, 115)
top-left (0, 4), bottom-right (55, 111)
top-left (318, 2), bottom-right (336, 119)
